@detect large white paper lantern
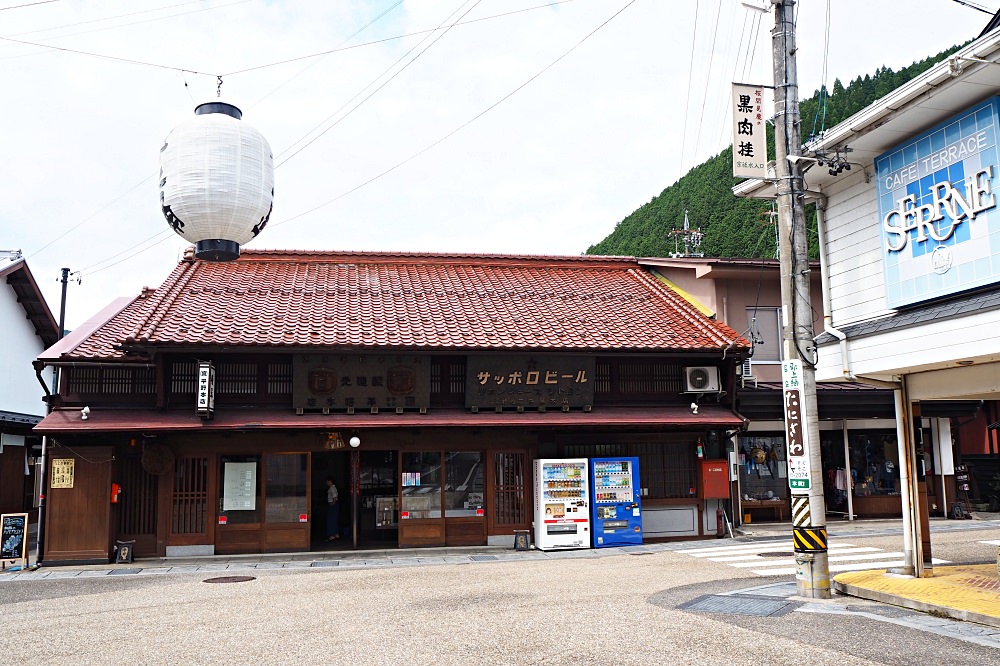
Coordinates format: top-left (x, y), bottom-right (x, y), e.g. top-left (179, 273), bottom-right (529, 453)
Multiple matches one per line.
top-left (159, 102), bottom-right (274, 261)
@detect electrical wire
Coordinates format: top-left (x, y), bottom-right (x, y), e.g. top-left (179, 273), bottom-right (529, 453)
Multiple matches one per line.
top-left (678, 0), bottom-right (701, 180)
top-left (692, 0), bottom-right (722, 169)
top-left (275, 0), bottom-right (638, 229)
top-left (1, 0), bottom-right (233, 40)
top-left (0, 0), bottom-right (60, 10)
top-left (225, 0), bottom-right (581, 77)
top-left (0, 33), bottom-right (216, 74)
top-left (0, 0), bottom-right (252, 61)
top-left (713, 4), bottom-right (746, 152)
top-left (26, 174), bottom-right (156, 258)
top-left (276, 0), bottom-right (485, 168)
top-left (810, 0), bottom-right (831, 140)
top-left (22, 0), bottom-right (403, 264)
top-left (247, 0), bottom-right (405, 109)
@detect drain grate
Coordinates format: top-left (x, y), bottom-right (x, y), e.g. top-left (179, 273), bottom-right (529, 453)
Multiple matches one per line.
top-left (680, 595), bottom-right (798, 617)
top-left (629, 552), bottom-right (655, 556)
top-left (311, 561), bottom-right (340, 568)
top-left (757, 551), bottom-right (794, 558)
top-left (470, 555), bottom-right (498, 562)
top-left (108, 568), bottom-right (141, 576)
top-left (203, 575), bottom-right (256, 584)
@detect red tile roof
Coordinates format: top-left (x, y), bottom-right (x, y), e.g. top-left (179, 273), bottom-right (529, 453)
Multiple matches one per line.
top-left (48, 250), bottom-right (750, 360)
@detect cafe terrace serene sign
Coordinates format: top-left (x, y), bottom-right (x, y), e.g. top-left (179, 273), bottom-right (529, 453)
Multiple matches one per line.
top-left (876, 97), bottom-right (1000, 309)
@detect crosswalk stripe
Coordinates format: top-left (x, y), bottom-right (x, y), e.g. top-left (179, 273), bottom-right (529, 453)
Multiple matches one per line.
top-left (710, 547), bottom-right (880, 563)
top-left (681, 539), bottom-right (952, 578)
top-left (750, 557), bottom-right (952, 577)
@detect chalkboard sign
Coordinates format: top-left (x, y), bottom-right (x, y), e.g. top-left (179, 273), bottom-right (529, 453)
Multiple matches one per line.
top-left (1, 513), bottom-right (29, 563)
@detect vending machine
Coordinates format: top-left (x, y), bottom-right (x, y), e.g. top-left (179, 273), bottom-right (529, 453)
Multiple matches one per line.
top-left (533, 458), bottom-right (591, 551)
top-left (590, 456), bottom-right (642, 548)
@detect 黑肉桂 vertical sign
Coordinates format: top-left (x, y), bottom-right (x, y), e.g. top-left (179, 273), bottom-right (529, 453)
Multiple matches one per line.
top-left (781, 359), bottom-right (811, 493)
top-left (732, 83), bottom-right (770, 178)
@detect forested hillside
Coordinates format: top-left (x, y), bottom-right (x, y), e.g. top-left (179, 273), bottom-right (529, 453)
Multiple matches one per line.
top-left (586, 47), bottom-right (966, 258)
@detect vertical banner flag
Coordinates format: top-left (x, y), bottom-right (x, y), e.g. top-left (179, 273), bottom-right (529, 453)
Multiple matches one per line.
top-left (732, 83), bottom-right (770, 178)
top-left (781, 359), bottom-right (812, 494)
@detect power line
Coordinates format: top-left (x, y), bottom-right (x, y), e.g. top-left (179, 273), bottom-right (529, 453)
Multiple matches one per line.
top-left (275, 0), bottom-right (485, 168)
top-left (275, 0), bottom-right (638, 229)
top-left (0, 0), bottom-right (61, 11)
top-left (0, 33), bottom-right (216, 74)
top-left (27, 174), bottom-right (155, 258)
top-left (247, 0), bottom-right (406, 109)
top-left (225, 0), bottom-right (581, 77)
top-left (692, 0), bottom-right (722, 168)
top-left (1, 0), bottom-right (236, 41)
top-left (678, 0), bottom-right (701, 181)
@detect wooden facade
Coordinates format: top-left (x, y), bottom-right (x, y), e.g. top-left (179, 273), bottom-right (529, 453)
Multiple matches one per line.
top-left (37, 351), bottom-right (743, 562)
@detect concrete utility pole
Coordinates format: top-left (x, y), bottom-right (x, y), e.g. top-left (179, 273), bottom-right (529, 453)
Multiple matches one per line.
top-left (770, 0), bottom-right (831, 598)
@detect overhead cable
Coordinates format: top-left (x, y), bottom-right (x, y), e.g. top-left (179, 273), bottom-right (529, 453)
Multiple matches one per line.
top-left (275, 0), bottom-right (638, 228)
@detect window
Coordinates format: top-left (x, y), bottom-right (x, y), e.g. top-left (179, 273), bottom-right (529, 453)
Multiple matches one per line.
top-left (746, 307), bottom-right (782, 363)
top-left (444, 452), bottom-right (484, 517)
top-left (401, 452), bottom-right (442, 519)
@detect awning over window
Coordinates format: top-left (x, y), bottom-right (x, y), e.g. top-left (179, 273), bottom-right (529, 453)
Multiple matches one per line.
top-left (34, 404), bottom-right (746, 434)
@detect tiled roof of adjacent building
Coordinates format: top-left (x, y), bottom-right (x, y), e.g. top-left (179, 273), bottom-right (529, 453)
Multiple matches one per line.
top-left (46, 249), bottom-right (750, 360)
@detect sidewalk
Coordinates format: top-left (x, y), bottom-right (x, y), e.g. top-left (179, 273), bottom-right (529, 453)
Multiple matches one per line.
top-left (737, 514), bottom-right (1000, 628)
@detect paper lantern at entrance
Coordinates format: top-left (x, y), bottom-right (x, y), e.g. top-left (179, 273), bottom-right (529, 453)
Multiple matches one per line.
top-left (159, 102), bottom-right (274, 261)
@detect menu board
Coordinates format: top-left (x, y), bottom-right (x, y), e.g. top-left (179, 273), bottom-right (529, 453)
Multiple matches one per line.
top-left (1, 513), bottom-right (29, 562)
top-left (222, 462), bottom-right (257, 511)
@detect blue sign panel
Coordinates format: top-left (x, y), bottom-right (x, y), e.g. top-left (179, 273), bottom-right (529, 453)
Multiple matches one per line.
top-left (876, 97), bottom-right (1000, 308)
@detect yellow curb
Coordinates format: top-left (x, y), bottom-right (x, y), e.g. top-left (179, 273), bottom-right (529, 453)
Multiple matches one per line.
top-left (834, 565), bottom-right (1000, 625)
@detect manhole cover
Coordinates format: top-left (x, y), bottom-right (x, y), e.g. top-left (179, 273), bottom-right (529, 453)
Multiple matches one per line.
top-left (680, 595), bottom-right (797, 617)
top-left (757, 552), bottom-right (794, 558)
top-left (203, 575), bottom-right (256, 584)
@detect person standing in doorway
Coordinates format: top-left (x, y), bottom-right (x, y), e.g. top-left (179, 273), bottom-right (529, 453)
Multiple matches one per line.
top-left (326, 477), bottom-right (340, 541)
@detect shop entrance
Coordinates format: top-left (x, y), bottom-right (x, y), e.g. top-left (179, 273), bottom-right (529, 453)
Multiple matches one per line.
top-left (399, 451), bottom-right (486, 548)
top-left (311, 450), bottom-right (400, 549)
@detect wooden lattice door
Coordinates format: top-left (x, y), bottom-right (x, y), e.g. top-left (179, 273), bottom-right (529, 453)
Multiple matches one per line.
top-left (118, 455), bottom-right (158, 555)
top-left (169, 455), bottom-right (212, 545)
top-left (488, 451), bottom-right (529, 534)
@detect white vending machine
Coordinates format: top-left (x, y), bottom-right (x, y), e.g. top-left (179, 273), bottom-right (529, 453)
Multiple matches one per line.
top-left (533, 458), bottom-right (591, 551)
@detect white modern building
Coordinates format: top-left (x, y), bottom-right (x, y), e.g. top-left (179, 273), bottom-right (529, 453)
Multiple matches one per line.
top-left (734, 22), bottom-right (1000, 574)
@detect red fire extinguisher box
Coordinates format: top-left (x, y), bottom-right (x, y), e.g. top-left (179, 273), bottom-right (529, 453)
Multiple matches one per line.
top-left (700, 460), bottom-right (730, 499)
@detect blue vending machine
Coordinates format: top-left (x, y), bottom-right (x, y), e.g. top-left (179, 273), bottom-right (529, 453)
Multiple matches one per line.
top-left (590, 457), bottom-right (642, 547)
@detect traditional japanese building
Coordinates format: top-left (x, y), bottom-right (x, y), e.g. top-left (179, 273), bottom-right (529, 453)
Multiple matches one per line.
top-left (33, 249), bottom-right (749, 563)
top-left (1, 257), bottom-right (58, 518)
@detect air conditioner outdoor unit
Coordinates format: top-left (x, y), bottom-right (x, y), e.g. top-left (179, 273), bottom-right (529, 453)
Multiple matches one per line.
top-left (685, 366), bottom-right (720, 393)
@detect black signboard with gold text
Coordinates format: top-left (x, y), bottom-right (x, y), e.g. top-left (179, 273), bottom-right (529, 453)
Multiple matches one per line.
top-left (293, 354), bottom-right (430, 412)
top-left (466, 355), bottom-right (595, 410)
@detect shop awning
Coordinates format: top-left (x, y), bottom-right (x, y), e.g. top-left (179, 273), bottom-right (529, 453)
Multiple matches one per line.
top-left (34, 404), bottom-right (746, 434)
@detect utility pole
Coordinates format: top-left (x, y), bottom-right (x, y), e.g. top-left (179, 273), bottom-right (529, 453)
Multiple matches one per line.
top-left (36, 267), bottom-right (73, 565)
top-left (770, 0), bottom-right (830, 598)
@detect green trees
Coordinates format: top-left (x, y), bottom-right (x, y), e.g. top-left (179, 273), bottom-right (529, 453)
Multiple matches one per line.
top-left (586, 46), bottom-right (965, 259)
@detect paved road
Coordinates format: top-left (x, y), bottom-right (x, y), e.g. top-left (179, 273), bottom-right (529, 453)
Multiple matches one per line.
top-left (1, 523), bottom-right (998, 665)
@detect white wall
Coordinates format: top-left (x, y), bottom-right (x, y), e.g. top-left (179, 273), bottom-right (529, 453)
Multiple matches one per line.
top-left (822, 174), bottom-right (893, 327)
top-left (0, 279), bottom-right (50, 418)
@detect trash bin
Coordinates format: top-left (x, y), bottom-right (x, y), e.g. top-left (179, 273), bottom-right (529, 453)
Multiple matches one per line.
top-left (513, 530), bottom-right (530, 551)
top-left (115, 540), bottom-right (135, 564)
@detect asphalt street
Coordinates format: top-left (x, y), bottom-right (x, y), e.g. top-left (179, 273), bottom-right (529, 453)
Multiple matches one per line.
top-left (1, 522), bottom-right (999, 665)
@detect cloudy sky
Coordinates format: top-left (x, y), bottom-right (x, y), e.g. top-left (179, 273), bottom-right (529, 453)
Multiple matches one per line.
top-left (1, 0), bottom-right (994, 329)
